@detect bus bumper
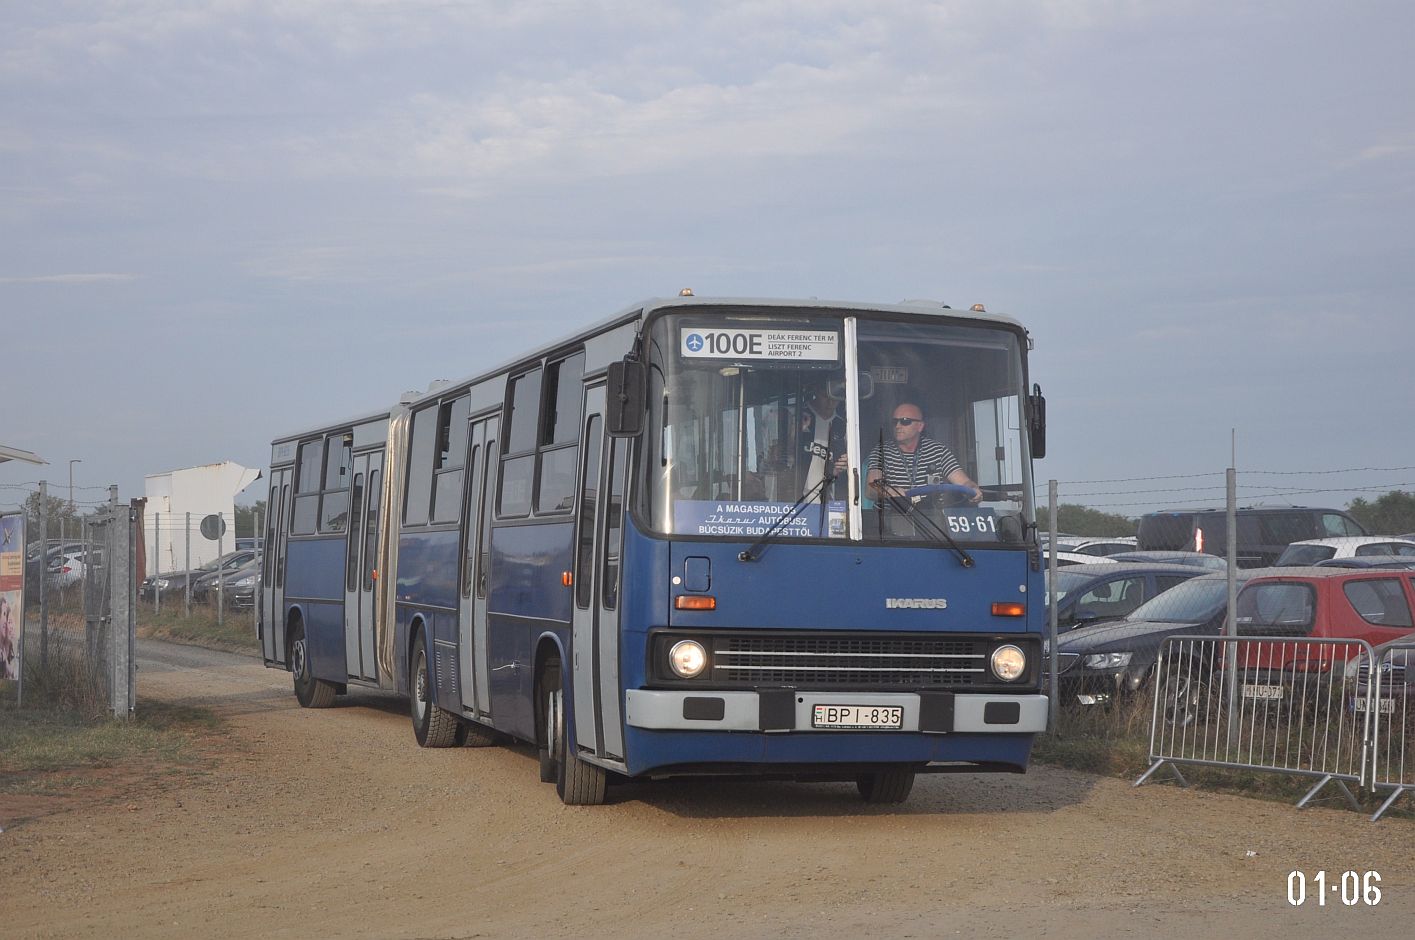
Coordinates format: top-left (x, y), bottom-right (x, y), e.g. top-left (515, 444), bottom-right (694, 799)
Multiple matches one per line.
top-left (625, 689), bottom-right (1047, 734)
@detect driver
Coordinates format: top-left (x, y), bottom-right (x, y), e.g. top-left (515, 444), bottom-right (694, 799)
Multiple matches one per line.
top-left (866, 401), bottom-right (983, 504)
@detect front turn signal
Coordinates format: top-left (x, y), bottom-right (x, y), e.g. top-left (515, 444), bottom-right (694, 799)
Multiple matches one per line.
top-left (674, 595), bottom-right (717, 611)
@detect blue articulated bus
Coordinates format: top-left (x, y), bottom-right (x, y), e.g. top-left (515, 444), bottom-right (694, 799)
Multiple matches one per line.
top-left (260, 295), bottom-right (1050, 804)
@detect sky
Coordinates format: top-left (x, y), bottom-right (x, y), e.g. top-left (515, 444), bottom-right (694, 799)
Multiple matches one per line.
top-left (2, 0), bottom-right (1413, 519)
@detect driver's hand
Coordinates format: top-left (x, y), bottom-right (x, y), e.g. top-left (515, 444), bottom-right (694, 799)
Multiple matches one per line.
top-left (969, 486), bottom-right (984, 504)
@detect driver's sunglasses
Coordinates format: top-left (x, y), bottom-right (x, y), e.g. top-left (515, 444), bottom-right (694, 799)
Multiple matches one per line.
top-left (893, 417), bottom-right (922, 426)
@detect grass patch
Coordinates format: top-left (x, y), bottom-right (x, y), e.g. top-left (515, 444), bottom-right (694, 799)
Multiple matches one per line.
top-left (0, 699), bottom-right (217, 795)
top-left (138, 602), bottom-right (259, 653)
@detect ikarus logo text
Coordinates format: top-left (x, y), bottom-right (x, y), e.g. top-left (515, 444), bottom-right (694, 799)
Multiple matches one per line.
top-left (884, 598), bottom-right (948, 609)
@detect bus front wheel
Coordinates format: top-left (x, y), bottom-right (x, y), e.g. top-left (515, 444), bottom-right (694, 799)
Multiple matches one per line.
top-left (856, 768), bottom-right (915, 804)
top-left (540, 660), bottom-right (607, 805)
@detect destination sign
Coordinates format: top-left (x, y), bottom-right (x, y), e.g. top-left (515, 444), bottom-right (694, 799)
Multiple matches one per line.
top-left (680, 328), bottom-right (839, 362)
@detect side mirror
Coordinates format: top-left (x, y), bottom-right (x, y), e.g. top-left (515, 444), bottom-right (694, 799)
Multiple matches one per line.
top-left (1029, 383), bottom-right (1046, 459)
top-left (607, 358), bottom-right (646, 438)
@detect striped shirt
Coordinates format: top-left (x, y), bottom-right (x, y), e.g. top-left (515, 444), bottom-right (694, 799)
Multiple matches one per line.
top-left (866, 438), bottom-right (961, 488)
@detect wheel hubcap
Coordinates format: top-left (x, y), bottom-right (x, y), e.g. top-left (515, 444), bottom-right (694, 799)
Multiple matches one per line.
top-left (414, 652), bottom-right (428, 721)
top-left (292, 638), bottom-right (306, 681)
top-left (546, 686), bottom-right (563, 763)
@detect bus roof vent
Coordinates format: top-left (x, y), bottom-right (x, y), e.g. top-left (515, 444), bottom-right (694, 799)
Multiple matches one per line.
top-left (426, 379), bottom-right (452, 394)
top-left (399, 390), bottom-right (421, 404)
top-left (898, 299), bottom-right (951, 309)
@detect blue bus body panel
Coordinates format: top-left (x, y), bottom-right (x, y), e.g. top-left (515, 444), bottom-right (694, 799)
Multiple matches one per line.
top-left (486, 522), bottom-right (574, 740)
top-left (611, 520), bottom-right (1045, 776)
top-left (286, 537), bottom-right (346, 601)
top-left (665, 541), bottom-right (1037, 633)
top-left (395, 529), bottom-right (461, 708)
top-left (284, 537), bottom-right (348, 683)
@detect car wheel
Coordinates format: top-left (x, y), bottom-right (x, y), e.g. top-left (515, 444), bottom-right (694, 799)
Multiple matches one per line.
top-left (856, 768), bottom-right (916, 804)
top-left (290, 620), bottom-right (336, 709)
top-left (542, 659), bottom-right (607, 805)
top-left (1160, 660), bottom-right (1212, 728)
top-left (410, 630), bottom-right (459, 748)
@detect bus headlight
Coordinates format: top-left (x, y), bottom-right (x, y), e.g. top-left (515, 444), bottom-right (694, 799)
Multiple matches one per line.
top-left (990, 645), bottom-right (1027, 681)
top-left (668, 640), bottom-right (708, 679)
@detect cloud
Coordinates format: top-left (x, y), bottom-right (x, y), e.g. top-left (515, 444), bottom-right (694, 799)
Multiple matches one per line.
top-left (0, 272), bottom-right (138, 284)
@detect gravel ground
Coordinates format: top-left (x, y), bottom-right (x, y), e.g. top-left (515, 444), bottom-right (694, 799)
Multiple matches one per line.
top-left (1, 638), bottom-right (1411, 939)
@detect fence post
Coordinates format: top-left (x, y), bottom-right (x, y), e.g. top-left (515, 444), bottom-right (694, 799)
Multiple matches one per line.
top-left (1048, 478), bottom-right (1059, 731)
top-left (1225, 467), bottom-right (1238, 745)
top-left (184, 511), bottom-right (191, 618)
top-left (111, 501), bottom-right (134, 719)
top-left (253, 509), bottom-right (261, 639)
top-left (38, 480), bottom-right (48, 672)
top-left (216, 513), bottom-right (225, 631)
top-left (153, 512), bottom-right (161, 616)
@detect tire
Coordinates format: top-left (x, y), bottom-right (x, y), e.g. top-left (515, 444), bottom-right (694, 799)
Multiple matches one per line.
top-left (290, 621), bottom-right (336, 709)
top-left (410, 631), bottom-right (459, 748)
top-left (542, 660), bottom-right (607, 805)
top-left (856, 768), bottom-right (916, 804)
top-left (458, 720), bottom-right (499, 748)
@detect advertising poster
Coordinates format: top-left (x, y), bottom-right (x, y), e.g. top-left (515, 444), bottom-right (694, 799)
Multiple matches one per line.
top-left (0, 512), bottom-right (24, 681)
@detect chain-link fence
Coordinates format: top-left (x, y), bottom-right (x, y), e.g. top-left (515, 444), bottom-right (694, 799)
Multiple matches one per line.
top-left (6, 489), bottom-right (137, 718)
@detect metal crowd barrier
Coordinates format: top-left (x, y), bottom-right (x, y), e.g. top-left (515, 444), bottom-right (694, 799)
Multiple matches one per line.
top-left (1135, 635), bottom-right (1376, 812)
top-left (1365, 640), bottom-right (1415, 821)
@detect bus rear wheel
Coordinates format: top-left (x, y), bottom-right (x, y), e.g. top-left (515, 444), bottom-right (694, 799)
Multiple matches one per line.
top-left (856, 768), bottom-right (916, 804)
top-left (410, 631), bottom-right (459, 748)
top-left (541, 659), bottom-right (607, 805)
top-left (290, 621), bottom-right (336, 709)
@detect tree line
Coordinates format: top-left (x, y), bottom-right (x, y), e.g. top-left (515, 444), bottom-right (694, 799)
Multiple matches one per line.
top-left (1039, 490), bottom-right (1415, 538)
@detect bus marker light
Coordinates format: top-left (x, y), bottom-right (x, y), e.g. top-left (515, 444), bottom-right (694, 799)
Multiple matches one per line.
top-left (562, 571), bottom-right (573, 587)
top-left (675, 595), bottom-right (716, 611)
top-left (991, 602), bottom-right (1025, 617)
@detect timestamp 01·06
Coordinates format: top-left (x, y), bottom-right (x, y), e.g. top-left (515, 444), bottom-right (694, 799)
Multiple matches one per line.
top-left (1288, 870), bottom-right (1381, 906)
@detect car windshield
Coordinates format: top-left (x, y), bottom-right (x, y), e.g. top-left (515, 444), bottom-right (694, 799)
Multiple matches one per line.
top-left (641, 308), bottom-right (1033, 546)
top-left (1044, 569), bottom-right (1093, 604)
top-left (1126, 578), bottom-right (1230, 623)
top-left (1276, 544), bottom-right (1335, 566)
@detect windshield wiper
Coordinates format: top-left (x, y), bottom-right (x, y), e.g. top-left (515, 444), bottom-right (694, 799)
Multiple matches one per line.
top-left (737, 471), bottom-right (836, 563)
top-left (876, 488), bottom-right (975, 568)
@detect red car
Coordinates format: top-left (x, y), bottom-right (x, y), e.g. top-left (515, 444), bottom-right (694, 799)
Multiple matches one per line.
top-left (1228, 568), bottom-right (1415, 679)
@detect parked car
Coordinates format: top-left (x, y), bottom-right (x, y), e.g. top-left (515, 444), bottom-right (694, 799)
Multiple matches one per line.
top-left (25, 540), bottom-right (88, 595)
top-left (1047, 562), bottom-right (1207, 635)
top-left (1055, 569), bottom-right (1261, 705)
top-left (193, 557), bottom-right (262, 604)
top-left (46, 549), bottom-right (102, 589)
top-left (235, 537), bottom-right (265, 552)
top-left (1314, 556), bottom-right (1415, 570)
top-left (1045, 551), bottom-right (1117, 568)
top-left (142, 549), bottom-right (259, 601)
top-left (1228, 568), bottom-right (1415, 681)
top-left (1274, 536), bottom-right (1415, 567)
top-left (1347, 635), bottom-right (1415, 717)
top-left (1137, 506), bottom-right (1368, 568)
top-left (1107, 550), bottom-right (1229, 571)
top-left (1049, 536), bottom-right (1138, 557)
top-left (228, 565), bottom-right (261, 610)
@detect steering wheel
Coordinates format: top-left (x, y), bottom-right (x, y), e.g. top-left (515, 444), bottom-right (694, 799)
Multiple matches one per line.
top-left (904, 482), bottom-right (975, 507)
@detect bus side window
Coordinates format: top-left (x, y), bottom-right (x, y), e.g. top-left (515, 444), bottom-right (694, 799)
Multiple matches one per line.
top-left (575, 416), bottom-right (603, 609)
top-left (603, 437), bottom-right (627, 610)
top-left (404, 405), bottom-right (437, 526)
top-left (292, 439), bottom-right (322, 535)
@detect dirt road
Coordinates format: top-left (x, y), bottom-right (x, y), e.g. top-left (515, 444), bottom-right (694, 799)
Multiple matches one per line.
top-left (2, 639), bottom-right (1412, 938)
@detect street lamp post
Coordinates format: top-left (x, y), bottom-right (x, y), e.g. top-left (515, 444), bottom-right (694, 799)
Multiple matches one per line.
top-left (69, 458), bottom-right (82, 508)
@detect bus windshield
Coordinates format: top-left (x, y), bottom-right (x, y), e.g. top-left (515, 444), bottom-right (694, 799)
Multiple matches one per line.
top-left (642, 308), bottom-right (1033, 545)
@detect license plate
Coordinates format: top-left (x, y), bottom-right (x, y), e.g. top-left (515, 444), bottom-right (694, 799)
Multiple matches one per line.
top-left (811, 704), bottom-right (904, 730)
top-left (1354, 697), bottom-right (1397, 714)
top-left (1242, 684), bottom-right (1285, 701)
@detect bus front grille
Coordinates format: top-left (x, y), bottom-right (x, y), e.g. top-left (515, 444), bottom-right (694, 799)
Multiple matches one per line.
top-left (709, 635), bottom-right (992, 688)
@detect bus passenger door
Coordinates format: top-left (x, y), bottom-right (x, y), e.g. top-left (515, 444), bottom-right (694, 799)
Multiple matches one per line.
top-left (261, 468), bottom-right (290, 665)
top-left (459, 416), bottom-right (498, 718)
top-left (343, 451), bottom-right (382, 682)
top-left (568, 382), bottom-right (608, 758)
